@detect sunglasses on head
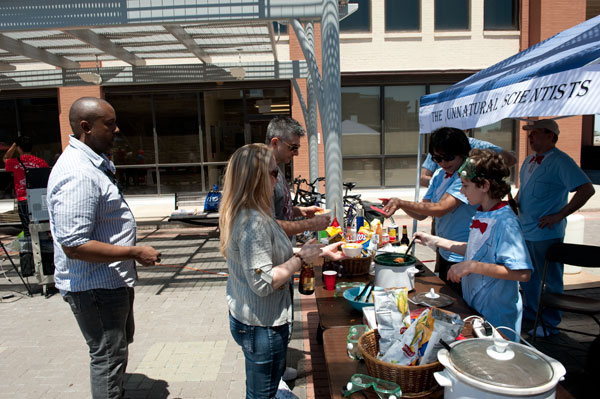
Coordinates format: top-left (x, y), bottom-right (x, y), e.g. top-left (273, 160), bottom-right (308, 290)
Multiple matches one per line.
top-left (431, 153), bottom-right (456, 163)
top-left (278, 137), bottom-right (300, 152)
top-left (270, 168), bottom-right (279, 179)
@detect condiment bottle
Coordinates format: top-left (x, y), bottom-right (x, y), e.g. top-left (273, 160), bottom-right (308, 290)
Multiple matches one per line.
top-left (400, 225), bottom-right (410, 246)
top-left (355, 206), bottom-right (364, 231)
top-left (298, 263), bottom-right (315, 295)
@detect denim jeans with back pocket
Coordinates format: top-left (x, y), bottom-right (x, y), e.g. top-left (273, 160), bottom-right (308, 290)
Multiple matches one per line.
top-left (229, 313), bottom-right (289, 399)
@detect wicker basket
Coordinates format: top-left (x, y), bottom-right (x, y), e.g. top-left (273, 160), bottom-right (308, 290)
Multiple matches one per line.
top-left (358, 329), bottom-right (443, 398)
top-left (341, 255), bottom-right (373, 276)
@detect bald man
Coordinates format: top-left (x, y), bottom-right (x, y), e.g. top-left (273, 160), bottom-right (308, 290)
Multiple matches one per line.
top-left (47, 97), bottom-right (160, 399)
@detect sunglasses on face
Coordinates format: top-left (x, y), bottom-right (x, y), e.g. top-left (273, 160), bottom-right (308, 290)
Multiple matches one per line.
top-left (432, 153), bottom-right (456, 163)
top-left (278, 137), bottom-right (300, 152)
top-left (270, 168), bottom-right (279, 179)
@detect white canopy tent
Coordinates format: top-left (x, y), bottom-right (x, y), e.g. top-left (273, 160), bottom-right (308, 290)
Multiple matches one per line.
top-left (413, 14), bottom-right (600, 233)
top-left (419, 14), bottom-right (600, 133)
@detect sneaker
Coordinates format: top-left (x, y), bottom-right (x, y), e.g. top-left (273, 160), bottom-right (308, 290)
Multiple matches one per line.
top-left (528, 326), bottom-right (559, 337)
top-left (282, 367), bottom-right (297, 381)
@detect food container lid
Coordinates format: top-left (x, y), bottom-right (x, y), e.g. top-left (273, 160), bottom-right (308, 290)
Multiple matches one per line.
top-left (373, 253), bottom-right (416, 266)
top-left (446, 339), bottom-right (554, 389)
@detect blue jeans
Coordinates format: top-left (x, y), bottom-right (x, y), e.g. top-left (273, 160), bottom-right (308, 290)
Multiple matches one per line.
top-left (63, 287), bottom-right (135, 399)
top-left (521, 238), bottom-right (563, 329)
top-left (229, 314), bottom-right (289, 399)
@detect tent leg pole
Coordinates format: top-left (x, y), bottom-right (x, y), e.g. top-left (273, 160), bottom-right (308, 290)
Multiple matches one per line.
top-left (412, 134), bottom-right (423, 246)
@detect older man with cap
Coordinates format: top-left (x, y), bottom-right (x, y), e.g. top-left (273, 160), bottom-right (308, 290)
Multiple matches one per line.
top-left (516, 119), bottom-right (595, 337)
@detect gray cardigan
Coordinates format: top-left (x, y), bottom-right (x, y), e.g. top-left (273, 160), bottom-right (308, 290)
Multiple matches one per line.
top-left (226, 208), bottom-right (294, 327)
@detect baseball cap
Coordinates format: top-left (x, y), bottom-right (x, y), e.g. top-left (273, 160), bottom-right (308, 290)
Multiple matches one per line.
top-left (523, 119), bottom-right (560, 135)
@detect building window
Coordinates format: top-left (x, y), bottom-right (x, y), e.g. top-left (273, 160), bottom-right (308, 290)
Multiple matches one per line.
top-left (106, 84), bottom-right (290, 195)
top-left (341, 87), bottom-right (381, 157)
top-left (341, 85), bottom-right (428, 188)
top-left (472, 119), bottom-right (516, 182)
top-left (435, 0), bottom-right (470, 30)
top-left (385, 0), bottom-right (420, 31)
top-left (484, 0), bottom-right (519, 30)
top-left (340, 0), bottom-right (370, 32)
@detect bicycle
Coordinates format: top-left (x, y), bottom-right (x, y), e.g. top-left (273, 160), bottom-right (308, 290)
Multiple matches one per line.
top-left (291, 176), bottom-right (326, 207)
top-left (342, 181), bottom-right (384, 228)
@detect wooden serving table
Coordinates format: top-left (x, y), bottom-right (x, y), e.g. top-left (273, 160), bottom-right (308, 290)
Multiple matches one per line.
top-left (314, 261), bottom-right (574, 399)
top-left (314, 260), bottom-right (474, 333)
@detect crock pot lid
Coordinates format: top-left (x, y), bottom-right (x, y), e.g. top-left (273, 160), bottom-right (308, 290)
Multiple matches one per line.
top-left (448, 339), bottom-right (554, 388)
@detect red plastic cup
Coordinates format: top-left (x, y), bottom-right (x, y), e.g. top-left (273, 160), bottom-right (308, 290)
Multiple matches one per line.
top-left (323, 270), bottom-right (337, 291)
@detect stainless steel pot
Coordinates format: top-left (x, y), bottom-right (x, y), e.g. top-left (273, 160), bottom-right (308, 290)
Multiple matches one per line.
top-left (435, 338), bottom-right (565, 399)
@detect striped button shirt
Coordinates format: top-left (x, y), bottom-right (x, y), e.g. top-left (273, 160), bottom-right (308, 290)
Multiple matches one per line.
top-left (226, 208), bottom-right (294, 327)
top-left (47, 135), bottom-right (137, 292)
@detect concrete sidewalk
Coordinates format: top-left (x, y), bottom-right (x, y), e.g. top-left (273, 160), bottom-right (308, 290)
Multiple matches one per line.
top-left (0, 227), bottom-right (309, 399)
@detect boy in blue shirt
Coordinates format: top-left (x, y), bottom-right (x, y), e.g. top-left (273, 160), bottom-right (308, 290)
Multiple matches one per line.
top-left (415, 149), bottom-right (532, 341)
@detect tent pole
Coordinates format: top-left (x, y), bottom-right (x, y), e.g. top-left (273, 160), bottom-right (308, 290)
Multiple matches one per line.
top-left (412, 133), bottom-right (423, 239)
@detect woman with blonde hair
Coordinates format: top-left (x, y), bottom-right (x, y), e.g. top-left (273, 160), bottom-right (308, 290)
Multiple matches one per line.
top-left (220, 143), bottom-right (345, 398)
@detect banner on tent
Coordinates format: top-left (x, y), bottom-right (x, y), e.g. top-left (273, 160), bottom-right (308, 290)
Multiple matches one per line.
top-left (419, 64), bottom-right (600, 133)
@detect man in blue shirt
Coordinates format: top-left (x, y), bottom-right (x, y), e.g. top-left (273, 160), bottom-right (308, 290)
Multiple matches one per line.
top-left (420, 134), bottom-right (516, 187)
top-left (517, 119), bottom-right (595, 337)
top-left (48, 97), bottom-right (161, 398)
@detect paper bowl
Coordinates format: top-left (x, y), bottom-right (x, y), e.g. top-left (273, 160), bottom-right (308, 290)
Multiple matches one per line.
top-left (342, 243), bottom-right (363, 258)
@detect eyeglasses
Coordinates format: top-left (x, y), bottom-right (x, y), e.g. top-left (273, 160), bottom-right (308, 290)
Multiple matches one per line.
top-left (431, 153), bottom-right (456, 163)
top-left (343, 374), bottom-right (401, 399)
top-left (458, 158), bottom-right (477, 179)
top-left (270, 168), bottom-right (279, 179)
top-left (278, 137), bottom-right (300, 152)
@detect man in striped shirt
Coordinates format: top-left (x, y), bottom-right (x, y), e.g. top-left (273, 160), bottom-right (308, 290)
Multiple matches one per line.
top-left (47, 97), bottom-right (161, 399)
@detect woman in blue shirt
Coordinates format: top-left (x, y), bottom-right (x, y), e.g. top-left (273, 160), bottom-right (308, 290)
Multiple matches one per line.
top-left (383, 127), bottom-right (476, 294)
top-left (414, 149), bottom-right (532, 340)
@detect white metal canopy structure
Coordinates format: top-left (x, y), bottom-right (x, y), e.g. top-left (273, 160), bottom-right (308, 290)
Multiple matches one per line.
top-left (419, 14), bottom-right (600, 134)
top-left (0, 0), bottom-right (353, 221)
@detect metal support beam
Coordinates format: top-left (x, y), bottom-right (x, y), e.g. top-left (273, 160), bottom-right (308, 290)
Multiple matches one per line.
top-left (305, 22), bottom-right (320, 184)
top-left (0, 1), bottom-right (326, 31)
top-left (0, 33), bottom-right (80, 69)
top-left (266, 22), bottom-right (279, 61)
top-left (291, 19), bottom-right (323, 106)
top-left (66, 29), bottom-right (146, 67)
top-left (321, 0), bottom-right (343, 223)
top-left (164, 25), bottom-right (212, 64)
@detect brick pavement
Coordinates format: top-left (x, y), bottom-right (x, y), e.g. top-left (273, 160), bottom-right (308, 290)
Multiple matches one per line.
top-left (1, 212), bottom-right (599, 398)
top-left (0, 227), bottom-right (308, 399)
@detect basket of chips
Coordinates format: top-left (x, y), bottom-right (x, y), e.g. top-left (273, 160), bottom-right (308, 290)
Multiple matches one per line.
top-left (341, 254), bottom-right (373, 276)
top-left (358, 329), bottom-right (443, 398)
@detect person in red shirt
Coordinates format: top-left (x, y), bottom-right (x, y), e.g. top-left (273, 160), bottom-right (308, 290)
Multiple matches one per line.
top-left (3, 136), bottom-right (49, 236)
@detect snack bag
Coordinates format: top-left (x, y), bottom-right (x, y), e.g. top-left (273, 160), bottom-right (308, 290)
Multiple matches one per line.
top-left (356, 226), bottom-right (373, 251)
top-left (378, 308), bottom-right (433, 366)
top-left (326, 225), bottom-right (343, 239)
top-left (419, 308), bottom-right (464, 365)
top-left (373, 288), bottom-right (410, 354)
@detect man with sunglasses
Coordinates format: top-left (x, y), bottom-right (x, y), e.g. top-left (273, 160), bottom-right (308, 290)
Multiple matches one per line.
top-left (420, 132), bottom-right (516, 187)
top-left (383, 127), bottom-right (477, 294)
top-left (266, 116), bottom-right (330, 236)
top-left (265, 116), bottom-right (330, 382)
